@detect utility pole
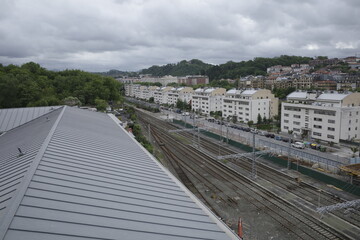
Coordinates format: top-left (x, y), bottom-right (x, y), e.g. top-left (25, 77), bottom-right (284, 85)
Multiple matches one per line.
top-left (218, 118), bottom-right (223, 157)
top-left (192, 113), bottom-right (196, 146)
top-left (287, 132), bottom-right (292, 169)
top-left (148, 124), bottom-right (151, 142)
top-left (226, 124), bottom-right (229, 144)
top-left (251, 132), bottom-right (257, 179)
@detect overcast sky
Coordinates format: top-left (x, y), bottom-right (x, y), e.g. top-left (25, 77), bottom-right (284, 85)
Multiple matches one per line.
top-left (0, 0), bottom-right (359, 72)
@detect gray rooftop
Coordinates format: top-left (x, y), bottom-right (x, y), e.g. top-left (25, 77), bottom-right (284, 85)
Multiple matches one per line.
top-left (0, 106), bottom-right (61, 132)
top-left (0, 106), bottom-right (238, 240)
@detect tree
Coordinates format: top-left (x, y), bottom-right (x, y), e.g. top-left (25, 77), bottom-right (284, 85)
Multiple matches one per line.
top-left (247, 120), bottom-right (254, 127)
top-left (95, 98), bottom-right (108, 112)
top-left (63, 96), bottom-right (81, 106)
top-left (262, 116), bottom-right (268, 124)
top-left (350, 147), bottom-right (359, 158)
top-left (257, 114), bottom-right (262, 124)
top-left (232, 115), bottom-right (237, 124)
top-left (149, 97), bottom-right (154, 103)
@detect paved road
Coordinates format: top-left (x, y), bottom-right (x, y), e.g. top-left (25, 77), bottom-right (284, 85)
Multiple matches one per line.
top-left (161, 110), bottom-right (351, 166)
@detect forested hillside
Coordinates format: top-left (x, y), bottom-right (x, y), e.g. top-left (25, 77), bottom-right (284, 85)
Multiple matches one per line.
top-left (0, 62), bottom-right (122, 109)
top-left (140, 59), bottom-right (213, 76)
top-left (141, 55), bottom-right (312, 80)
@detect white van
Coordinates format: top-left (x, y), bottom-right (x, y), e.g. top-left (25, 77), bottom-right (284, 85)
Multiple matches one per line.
top-left (291, 142), bottom-right (305, 149)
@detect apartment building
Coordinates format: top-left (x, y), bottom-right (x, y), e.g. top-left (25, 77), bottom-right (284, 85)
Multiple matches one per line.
top-left (177, 75), bottom-right (209, 85)
top-left (125, 83), bottom-right (141, 97)
top-left (166, 87), bottom-right (195, 106)
top-left (191, 88), bottom-right (226, 115)
top-left (222, 89), bottom-right (279, 123)
top-left (281, 91), bottom-right (360, 143)
top-left (153, 86), bottom-right (173, 104)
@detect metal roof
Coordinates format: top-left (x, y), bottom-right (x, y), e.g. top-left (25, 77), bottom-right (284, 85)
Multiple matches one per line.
top-left (0, 107), bottom-right (64, 226)
top-left (317, 93), bottom-right (350, 101)
top-left (0, 106), bottom-right (61, 132)
top-left (0, 106), bottom-right (238, 240)
top-left (226, 89), bottom-right (238, 94)
top-left (287, 91), bottom-right (308, 99)
top-left (241, 89), bottom-right (257, 95)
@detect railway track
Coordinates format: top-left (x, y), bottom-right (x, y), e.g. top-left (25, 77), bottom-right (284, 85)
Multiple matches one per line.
top-left (136, 111), bottom-right (352, 239)
top-left (187, 128), bottom-right (360, 228)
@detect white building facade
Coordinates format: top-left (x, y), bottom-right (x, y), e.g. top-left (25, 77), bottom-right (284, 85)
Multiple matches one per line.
top-left (191, 88), bottom-right (226, 115)
top-left (281, 91), bottom-right (360, 143)
top-left (222, 89), bottom-right (279, 123)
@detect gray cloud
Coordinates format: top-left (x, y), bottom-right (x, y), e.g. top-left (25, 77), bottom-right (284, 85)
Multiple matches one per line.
top-left (0, 0), bottom-right (359, 71)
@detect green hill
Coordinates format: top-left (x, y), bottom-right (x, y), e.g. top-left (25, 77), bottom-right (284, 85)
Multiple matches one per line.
top-left (140, 59), bottom-right (213, 77)
top-left (206, 55), bottom-right (312, 80)
top-left (140, 56), bottom-right (313, 81)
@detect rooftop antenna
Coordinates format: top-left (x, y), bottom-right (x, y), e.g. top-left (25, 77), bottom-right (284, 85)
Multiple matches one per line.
top-left (17, 147), bottom-right (25, 157)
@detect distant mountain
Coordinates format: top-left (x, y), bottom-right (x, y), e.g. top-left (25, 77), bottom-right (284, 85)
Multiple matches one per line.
top-left (205, 55), bottom-right (313, 80)
top-left (140, 56), bottom-right (313, 81)
top-left (140, 59), bottom-right (213, 77)
top-left (94, 69), bottom-right (138, 78)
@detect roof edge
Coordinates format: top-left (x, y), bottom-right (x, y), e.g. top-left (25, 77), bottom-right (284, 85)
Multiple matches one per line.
top-left (0, 106), bottom-right (66, 240)
top-left (107, 114), bottom-right (240, 240)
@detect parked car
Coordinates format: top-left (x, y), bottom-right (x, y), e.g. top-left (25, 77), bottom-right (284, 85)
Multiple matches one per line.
top-left (250, 129), bottom-right (258, 134)
top-left (310, 143), bottom-right (319, 150)
top-left (265, 133), bottom-right (275, 138)
top-left (291, 142), bottom-right (305, 149)
top-left (275, 135), bottom-right (282, 141)
top-left (258, 131), bottom-right (266, 136)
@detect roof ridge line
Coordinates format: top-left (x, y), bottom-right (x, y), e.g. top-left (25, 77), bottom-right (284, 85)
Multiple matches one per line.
top-left (0, 106), bottom-right (66, 240)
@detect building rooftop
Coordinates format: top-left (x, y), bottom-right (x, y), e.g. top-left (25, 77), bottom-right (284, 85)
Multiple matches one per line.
top-left (317, 93), bottom-right (350, 101)
top-left (241, 89), bottom-right (258, 95)
top-left (287, 91), bottom-right (308, 99)
top-left (0, 106), bottom-right (238, 240)
top-left (0, 106), bottom-right (61, 132)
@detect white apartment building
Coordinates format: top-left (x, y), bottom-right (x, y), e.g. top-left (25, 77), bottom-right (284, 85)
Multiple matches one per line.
top-left (191, 88), bottom-right (226, 115)
top-left (166, 87), bottom-right (195, 106)
top-left (153, 87), bottom-right (173, 104)
top-left (125, 83), bottom-right (141, 97)
top-left (281, 91), bottom-right (360, 143)
top-left (222, 89), bottom-right (279, 123)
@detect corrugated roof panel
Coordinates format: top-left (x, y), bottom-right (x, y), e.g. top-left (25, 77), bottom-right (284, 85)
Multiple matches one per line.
top-left (0, 108), bottom-right (63, 225)
top-left (0, 106), bottom-right (61, 132)
top-left (287, 91), bottom-right (307, 99)
top-left (11, 108), bottom-right (23, 130)
top-left (1, 107), bottom-right (237, 239)
top-left (3, 107), bottom-right (235, 239)
top-left (317, 93), bottom-right (349, 101)
top-left (241, 89), bottom-right (257, 95)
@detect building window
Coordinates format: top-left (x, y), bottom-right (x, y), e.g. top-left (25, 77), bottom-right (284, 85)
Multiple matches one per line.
top-left (314, 110), bottom-right (336, 116)
top-left (293, 128), bottom-right (300, 132)
top-left (313, 132), bottom-right (322, 136)
top-left (314, 125), bottom-right (322, 129)
top-left (284, 120), bottom-right (289, 123)
top-left (327, 134), bottom-right (335, 139)
top-left (284, 113), bottom-right (289, 117)
top-left (284, 126), bottom-right (289, 129)
top-left (314, 117), bottom-right (322, 122)
top-left (328, 127), bottom-right (335, 131)
top-left (293, 115), bottom-right (301, 119)
top-left (293, 121), bottom-right (300, 125)
top-left (328, 119), bottom-right (335, 124)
